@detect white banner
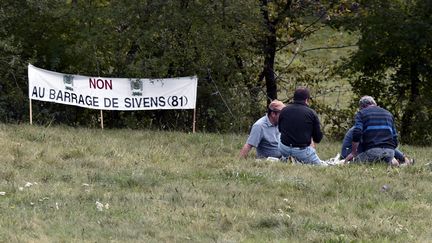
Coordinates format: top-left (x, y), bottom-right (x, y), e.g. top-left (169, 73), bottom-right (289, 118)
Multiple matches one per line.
top-left (28, 64), bottom-right (197, 110)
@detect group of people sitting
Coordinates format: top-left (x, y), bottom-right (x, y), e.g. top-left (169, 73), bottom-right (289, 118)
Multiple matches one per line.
top-left (239, 87), bottom-right (414, 166)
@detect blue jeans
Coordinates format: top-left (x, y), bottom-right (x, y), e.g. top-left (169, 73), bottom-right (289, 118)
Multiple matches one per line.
top-left (341, 127), bottom-right (405, 162)
top-left (355, 148), bottom-right (395, 164)
top-left (279, 142), bottom-right (323, 165)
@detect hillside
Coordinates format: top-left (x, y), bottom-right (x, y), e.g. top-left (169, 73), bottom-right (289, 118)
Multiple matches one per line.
top-left (0, 124), bottom-right (430, 242)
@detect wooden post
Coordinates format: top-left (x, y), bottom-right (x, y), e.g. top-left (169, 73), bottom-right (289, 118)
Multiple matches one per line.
top-left (100, 110), bottom-right (104, 129)
top-left (29, 99), bottom-right (33, 125)
top-left (192, 108), bottom-right (196, 133)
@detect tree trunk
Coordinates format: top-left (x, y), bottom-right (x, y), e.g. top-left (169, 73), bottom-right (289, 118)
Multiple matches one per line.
top-left (260, 0), bottom-right (278, 103)
top-left (263, 24), bottom-right (277, 102)
top-left (260, 0), bottom-right (292, 103)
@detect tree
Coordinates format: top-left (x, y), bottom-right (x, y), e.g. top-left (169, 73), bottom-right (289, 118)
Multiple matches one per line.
top-left (256, 0), bottom-right (332, 104)
top-left (0, 0), bottom-right (357, 134)
top-left (0, 0), bottom-right (72, 122)
top-left (0, 0), bottom-right (266, 131)
top-left (333, 0), bottom-right (432, 144)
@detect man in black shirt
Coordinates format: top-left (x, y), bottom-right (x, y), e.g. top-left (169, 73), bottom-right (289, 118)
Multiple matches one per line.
top-left (278, 87), bottom-right (324, 165)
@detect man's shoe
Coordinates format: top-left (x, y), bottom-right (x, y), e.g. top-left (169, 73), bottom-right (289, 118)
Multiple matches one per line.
top-left (405, 156), bottom-right (415, 165)
top-left (400, 156), bottom-right (415, 167)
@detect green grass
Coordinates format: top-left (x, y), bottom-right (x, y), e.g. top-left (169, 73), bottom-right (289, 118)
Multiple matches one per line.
top-left (302, 27), bottom-right (358, 109)
top-left (1, 124), bottom-right (431, 242)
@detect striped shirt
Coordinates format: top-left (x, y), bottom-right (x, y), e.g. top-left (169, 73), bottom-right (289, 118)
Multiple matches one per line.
top-left (352, 105), bottom-right (398, 151)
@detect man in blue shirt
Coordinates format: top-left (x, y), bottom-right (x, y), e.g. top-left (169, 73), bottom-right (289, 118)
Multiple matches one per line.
top-left (345, 96), bottom-right (398, 164)
top-left (239, 100), bottom-right (285, 159)
top-left (340, 126), bottom-right (413, 166)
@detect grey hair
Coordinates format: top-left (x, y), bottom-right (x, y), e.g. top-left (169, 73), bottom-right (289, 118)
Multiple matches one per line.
top-left (359, 96), bottom-right (377, 109)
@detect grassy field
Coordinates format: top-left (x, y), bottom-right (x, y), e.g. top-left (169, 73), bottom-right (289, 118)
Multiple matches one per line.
top-left (1, 124), bottom-right (431, 242)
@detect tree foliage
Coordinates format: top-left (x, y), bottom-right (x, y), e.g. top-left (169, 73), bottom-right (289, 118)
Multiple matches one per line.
top-left (0, 0), bottom-right (264, 131)
top-left (332, 0), bottom-right (432, 144)
top-left (0, 1), bottom-right (360, 136)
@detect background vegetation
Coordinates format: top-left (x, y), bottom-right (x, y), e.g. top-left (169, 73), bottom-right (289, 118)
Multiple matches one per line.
top-left (1, 0), bottom-right (431, 144)
top-left (1, 124), bottom-right (431, 242)
top-left (1, 1), bottom-right (431, 241)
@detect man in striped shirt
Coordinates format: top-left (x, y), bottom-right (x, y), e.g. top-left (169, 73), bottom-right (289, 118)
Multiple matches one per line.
top-left (345, 96), bottom-right (398, 164)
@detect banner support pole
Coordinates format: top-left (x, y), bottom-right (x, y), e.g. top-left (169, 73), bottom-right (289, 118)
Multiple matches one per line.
top-left (29, 99), bottom-right (33, 125)
top-left (100, 110), bottom-right (104, 129)
top-left (192, 108), bottom-right (196, 133)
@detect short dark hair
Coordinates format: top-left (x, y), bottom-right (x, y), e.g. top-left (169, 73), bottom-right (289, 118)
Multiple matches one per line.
top-left (293, 87), bottom-right (310, 101)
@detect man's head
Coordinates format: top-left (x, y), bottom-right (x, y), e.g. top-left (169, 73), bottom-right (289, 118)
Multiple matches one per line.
top-left (359, 96), bottom-right (377, 109)
top-left (267, 99), bottom-right (285, 125)
top-left (293, 87), bottom-right (310, 102)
